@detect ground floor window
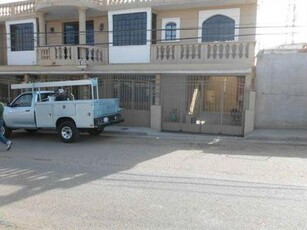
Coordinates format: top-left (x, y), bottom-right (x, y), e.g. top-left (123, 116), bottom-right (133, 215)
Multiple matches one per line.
top-left (97, 75), bottom-right (155, 110)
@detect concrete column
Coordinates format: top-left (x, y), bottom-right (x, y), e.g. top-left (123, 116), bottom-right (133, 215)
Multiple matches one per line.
top-left (154, 74), bottom-right (161, 106)
top-left (243, 73), bottom-right (256, 136)
top-left (37, 12), bottom-right (46, 47)
top-left (24, 74), bottom-right (30, 83)
top-left (244, 73), bottom-right (253, 89)
top-left (151, 74), bottom-right (162, 131)
top-left (78, 7), bottom-right (87, 45)
top-left (78, 7), bottom-right (87, 60)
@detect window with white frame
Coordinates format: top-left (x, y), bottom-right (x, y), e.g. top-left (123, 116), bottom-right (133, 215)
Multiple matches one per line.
top-left (165, 22), bottom-right (176, 41)
top-left (162, 18), bottom-right (180, 42)
top-left (113, 12), bottom-right (147, 46)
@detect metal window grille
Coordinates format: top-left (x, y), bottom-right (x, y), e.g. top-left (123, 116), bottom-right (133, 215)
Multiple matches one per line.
top-left (202, 15), bottom-right (235, 42)
top-left (165, 22), bottom-right (177, 41)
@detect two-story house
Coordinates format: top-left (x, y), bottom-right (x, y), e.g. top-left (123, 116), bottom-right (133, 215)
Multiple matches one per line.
top-left (0, 0), bottom-right (257, 136)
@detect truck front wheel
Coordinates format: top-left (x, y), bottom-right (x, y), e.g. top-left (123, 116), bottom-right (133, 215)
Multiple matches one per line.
top-left (57, 121), bottom-right (79, 143)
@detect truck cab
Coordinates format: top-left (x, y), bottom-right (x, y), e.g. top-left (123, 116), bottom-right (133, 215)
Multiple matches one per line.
top-left (4, 91), bottom-right (55, 129)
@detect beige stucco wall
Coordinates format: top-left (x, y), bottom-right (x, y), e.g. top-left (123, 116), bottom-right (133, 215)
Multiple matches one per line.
top-left (94, 16), bottom-right (108, 46)
top-left (156, 9), bottom-right (199, 44)
top-left (46, 21), bottom-right (63, 45)
top-left (156, 4), bottom-right (256, 44)
top-left (42, 4), bottom-right (256, 46)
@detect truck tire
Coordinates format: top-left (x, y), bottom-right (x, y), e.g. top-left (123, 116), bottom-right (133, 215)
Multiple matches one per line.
top-left (1, 124), bottom-right (12, 138)
top-left (88, 128), bottom-right (103, 136)
top-left (57, 121), bottom-right (79, 143)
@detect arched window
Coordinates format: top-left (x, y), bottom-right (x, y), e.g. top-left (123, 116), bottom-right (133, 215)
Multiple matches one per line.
top-left (202, 15), bottom-right (235, 42)
top-left (165, 22), bottom-right (177, 41)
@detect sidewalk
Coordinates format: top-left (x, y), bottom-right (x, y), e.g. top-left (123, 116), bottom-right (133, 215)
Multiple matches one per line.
top-left (245, 129), bottom-right (307, 143)
top-left (104, 126), bottom-right (307, 144)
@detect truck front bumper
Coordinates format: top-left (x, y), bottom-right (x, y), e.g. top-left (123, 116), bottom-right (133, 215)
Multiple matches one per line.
top-left (94, 113), bottom-right (124, 128)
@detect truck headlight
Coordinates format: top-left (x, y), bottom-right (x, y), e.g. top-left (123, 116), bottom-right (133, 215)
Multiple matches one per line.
top-left (103, 117), bottom-right (109, 123)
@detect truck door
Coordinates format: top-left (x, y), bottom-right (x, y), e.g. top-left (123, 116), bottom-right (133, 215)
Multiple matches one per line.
top-left (4, 93), bottom-right (36, 128)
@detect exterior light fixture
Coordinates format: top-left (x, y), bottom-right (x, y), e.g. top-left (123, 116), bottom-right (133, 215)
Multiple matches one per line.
top-left (99, 23), bottom-right (104, 32)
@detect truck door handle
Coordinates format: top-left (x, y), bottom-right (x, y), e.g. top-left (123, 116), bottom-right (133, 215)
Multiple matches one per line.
top-left (25, 110), bottom-right (30, 112)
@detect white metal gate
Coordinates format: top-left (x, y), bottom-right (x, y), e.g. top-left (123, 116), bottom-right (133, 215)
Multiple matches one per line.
top-left (97, 75), bottom-right (155, 127)
top-left (162, 76), bottom-right (245, 136)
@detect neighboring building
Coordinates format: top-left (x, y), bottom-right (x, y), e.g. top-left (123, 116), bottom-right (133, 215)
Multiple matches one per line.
top-left (255, 0), bottom-right (307, 130)
top-left (256, 47), bottom-right (307, 129)
top-left (0, 0), bottom-right (257, 136)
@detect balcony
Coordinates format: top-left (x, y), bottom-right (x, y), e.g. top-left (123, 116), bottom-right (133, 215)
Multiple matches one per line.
top-left (151, 41), bottom-right (255, 64)
top-left (36, 41), bottom-right (255, 67)
top-left (0, 1), bottom-right (35, 18)
top-left (37, 45), bottom-right (108, 66)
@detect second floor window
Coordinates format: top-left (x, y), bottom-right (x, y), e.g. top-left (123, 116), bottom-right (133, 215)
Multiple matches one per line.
top-left (165, 22), bottom-right (177, 41)
top-left (202, 15), bottom-right (235, 42)
top-left (113, 12), bottom-right (147, 46)
top-left (10, 23), bottom-right (34, 51)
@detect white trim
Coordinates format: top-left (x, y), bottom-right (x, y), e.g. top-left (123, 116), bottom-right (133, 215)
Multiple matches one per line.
top-left (108, 8), bottom-right (152, 47)
top-left (108, 8), bottom-right (152, 63)
top-left (6, 18), bottom-right (37, 65)
top-left (161, 18), bottom-right (180, 42)
top-left (198, 8), bottom-right (240, 43)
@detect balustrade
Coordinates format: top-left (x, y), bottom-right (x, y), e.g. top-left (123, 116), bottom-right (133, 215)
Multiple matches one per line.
top-left (0, 1), bottom-right (34, 17)
top-left (37, 45), bottom-right (108, 66)
top-left (151, 41), bottom-right (255, 64)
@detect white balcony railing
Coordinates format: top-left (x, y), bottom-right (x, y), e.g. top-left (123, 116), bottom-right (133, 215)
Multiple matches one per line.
top-left (37, 45), bottom-right (108, 66)
top-left (0, 1), bottom-right (35, 17)
top-left (151, 41), bottom-right (255, 64)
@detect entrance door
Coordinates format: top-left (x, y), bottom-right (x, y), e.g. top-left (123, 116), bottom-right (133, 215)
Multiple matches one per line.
top-left (63, 21), bottom-right (94, 45)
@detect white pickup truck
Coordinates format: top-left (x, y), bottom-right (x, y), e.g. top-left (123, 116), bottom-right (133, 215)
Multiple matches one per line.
top-left (2, 78), bottom-right (123, 143)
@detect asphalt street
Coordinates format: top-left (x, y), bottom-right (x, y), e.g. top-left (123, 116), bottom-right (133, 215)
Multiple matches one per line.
top-left (0, 131), bottom-right (306, 230)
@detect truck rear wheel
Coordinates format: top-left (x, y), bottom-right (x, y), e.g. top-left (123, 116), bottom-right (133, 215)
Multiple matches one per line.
top-left (57, 121), bottom-right (79, 143)
top-left (88, 128), bottom-right (103, 136)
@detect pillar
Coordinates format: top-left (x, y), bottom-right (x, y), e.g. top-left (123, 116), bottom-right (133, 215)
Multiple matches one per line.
top-left (79, 7), bottom-right (87, 45)
top-left (24, 74), bottom-right (30, 83)
top-left (243, 72), bottom-right (256, 136)
top-left (37, 12), bottom-right (46, 47)
top-left (151, 74), bottom-right (162, 131)
top-left (78, 7), bottom-right (87, 59)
